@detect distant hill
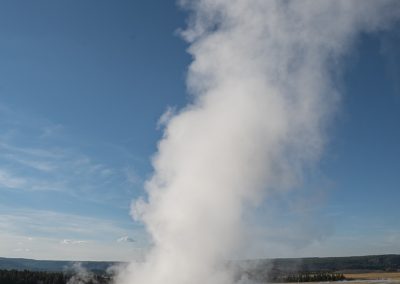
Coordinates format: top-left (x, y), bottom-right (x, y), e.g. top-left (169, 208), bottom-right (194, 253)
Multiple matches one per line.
top-left (238, 254), bottom-right (400, 275)
top-left (0, 257), bottom-right (119, 272)
top-left (1, 254), bottom-right (400, 273)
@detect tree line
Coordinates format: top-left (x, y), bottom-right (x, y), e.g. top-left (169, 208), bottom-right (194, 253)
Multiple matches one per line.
top-left (0, 268), bottom-right (347, 284)
top-left (0, 269), bottom-right (112, 284)
top-left (281, 272), bottom-right (346, 282)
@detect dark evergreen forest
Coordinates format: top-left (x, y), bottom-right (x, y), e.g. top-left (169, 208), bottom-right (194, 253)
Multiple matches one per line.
top-left (0, 269), bottom-right (111, 284)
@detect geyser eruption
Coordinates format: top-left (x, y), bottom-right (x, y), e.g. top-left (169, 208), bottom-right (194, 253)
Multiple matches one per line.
top-left (117, 1), bottom-right (400, 283)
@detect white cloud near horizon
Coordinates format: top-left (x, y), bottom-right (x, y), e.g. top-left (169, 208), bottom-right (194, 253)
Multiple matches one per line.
top-left (0, 233), bottom-right (145, 261)
top-left (61, 239), bottom-right (88, 245)
top-left (0, 208), bottom-right (147, 261)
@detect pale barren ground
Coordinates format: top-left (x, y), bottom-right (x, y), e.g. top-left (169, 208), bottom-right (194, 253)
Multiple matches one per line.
top-left (344, 272), bottom-right (400, 281)
top-left (277, 272), bottom-right (400, 284)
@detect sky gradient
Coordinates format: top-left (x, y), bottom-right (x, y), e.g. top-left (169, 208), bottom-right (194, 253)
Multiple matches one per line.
top-left (0, 1), bottom-right (399, 261)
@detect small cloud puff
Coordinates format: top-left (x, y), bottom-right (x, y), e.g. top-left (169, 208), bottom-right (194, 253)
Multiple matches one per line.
top-left (117, 236), bottom-right (135, 243)
top-left (61, 239), bottom-right (87, 245)
top-left (14, 248), bottom-right (31, 252)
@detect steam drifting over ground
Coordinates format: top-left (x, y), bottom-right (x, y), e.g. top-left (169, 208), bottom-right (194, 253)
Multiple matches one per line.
top-left (117, 1), bottom-right (400, 284)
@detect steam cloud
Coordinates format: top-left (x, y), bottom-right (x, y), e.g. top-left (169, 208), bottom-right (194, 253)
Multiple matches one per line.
top-left (66, 263), bottom-right (97, 284)
top-left (117, 1), bottom-right (400, 284)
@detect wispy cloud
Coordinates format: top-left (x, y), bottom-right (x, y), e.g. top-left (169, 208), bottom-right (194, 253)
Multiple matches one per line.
top-left (61, 239), bottom-right (88, 245)
top-left (0, 168), bottom-right (27, 189)
top-left (117, 236), bottom-right (135, 243)
top-left (0, 141), bottom-right (128, 195)
top-left (0, 207), bottom-right (149, 260)
top-left (0, 102), bottom-right (140, 206)
top-left (0, 102), bottom-right (145, 260)
top-left (39, 124), bottom-right (64, 139)
top-left (13, 248), bottom-right (31, 252)
top-left (123, 167), bottom-right (141, 186)
top-left (4, 152), bottom-right (56, 172)
top-left (0, 232), bottom-right (145, 261)
top-left (0, 208), bottom-right (136, 240)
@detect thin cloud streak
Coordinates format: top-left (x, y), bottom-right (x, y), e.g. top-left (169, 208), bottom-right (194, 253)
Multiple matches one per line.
top-left (61, 239), bottom-right (88, 245)
top-left (0, 208), bottom-right (140, 243)
top-left (117, 236), bottom-right (136, 243)
top-left (0, 102), bottom-right (140, 207)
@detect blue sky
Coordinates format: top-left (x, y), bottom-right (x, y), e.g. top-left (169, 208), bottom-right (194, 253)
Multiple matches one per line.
top-left (0, 1), bottom-right (399, 261)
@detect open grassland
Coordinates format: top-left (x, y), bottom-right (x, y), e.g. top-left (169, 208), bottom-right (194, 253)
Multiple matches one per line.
top-left (344, 272), bottom-right (400, 281)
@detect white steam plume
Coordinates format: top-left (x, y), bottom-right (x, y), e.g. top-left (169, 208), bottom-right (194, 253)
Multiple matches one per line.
top-left (117, 1), bottom-right (400, 284)
top-left (66, 263), bottom-right (97, 284)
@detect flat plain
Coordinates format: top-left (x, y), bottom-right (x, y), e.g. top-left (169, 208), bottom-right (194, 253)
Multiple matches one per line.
top-left (344, 272), bottom-right (400, 281)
